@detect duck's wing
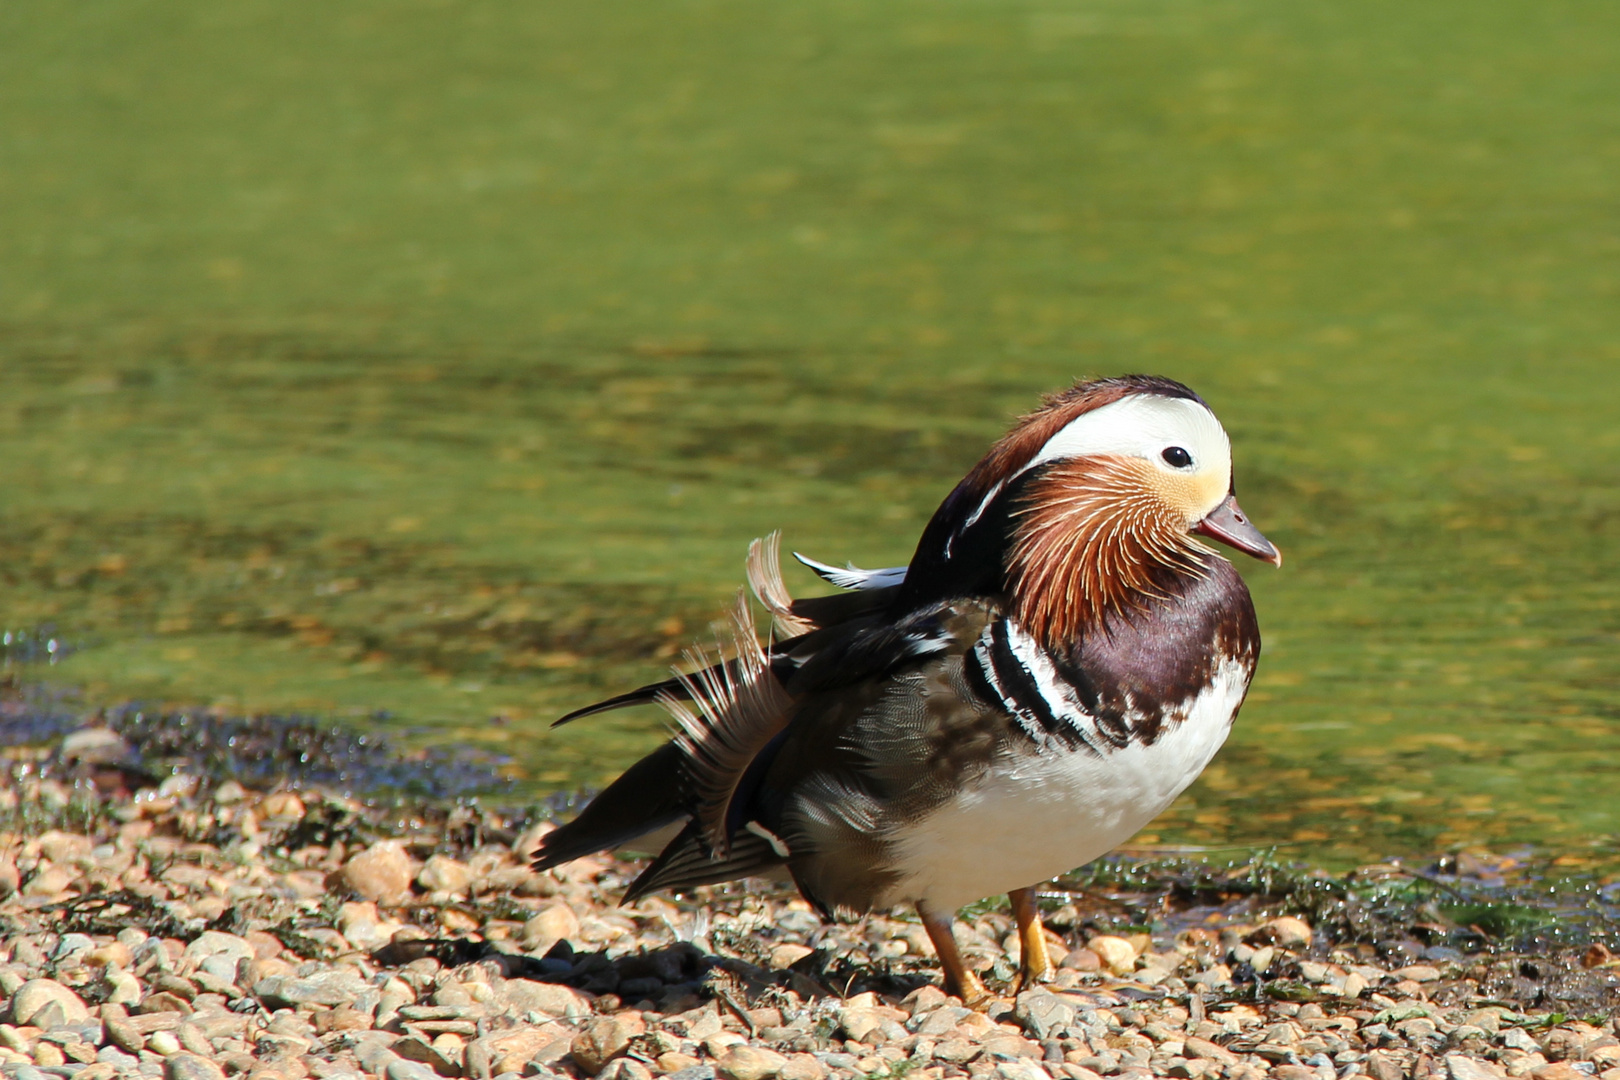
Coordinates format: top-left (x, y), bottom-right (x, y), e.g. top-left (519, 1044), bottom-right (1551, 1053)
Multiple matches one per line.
top-left (534, 593), bottom-right (979, 881)
top-left (618, 596), bottom-right (1002, 902)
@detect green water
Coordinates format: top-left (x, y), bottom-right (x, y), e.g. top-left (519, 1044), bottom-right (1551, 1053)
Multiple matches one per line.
top-left (2, 0), bottom-right (1618, 869)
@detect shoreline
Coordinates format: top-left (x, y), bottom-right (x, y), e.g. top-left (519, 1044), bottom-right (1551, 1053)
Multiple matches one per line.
top-left (3, 716), bottom-right (1619, 1080)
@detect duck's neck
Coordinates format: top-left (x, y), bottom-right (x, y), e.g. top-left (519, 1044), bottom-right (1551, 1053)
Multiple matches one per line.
top-left (1006, 459), bottom-right (1210, 650)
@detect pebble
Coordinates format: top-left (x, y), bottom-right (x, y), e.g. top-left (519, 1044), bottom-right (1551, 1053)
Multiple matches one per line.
top-left (184, 930), bottom-right (255, 966)
top-left (598, 1059), bottom-right (655, 1080)
top-left (417, 854), bottom-right (475, 895)
top-left (8, 979), bottom-right (90, 1027)
top-left (522, 903), bottom-right (582, 950)
top-left (1085, 936), bottom-right (1137, 975)
top-left (778, 1054), bottom-right (824, 1080)
top-left (148, 1030), bottom-right (183, 1055)
top-left (717, 1045), bottom-right (789, 1080)
top-left (254, 968), bottom-right (374, 1006)
top-left (163, 1053), bottom-right (227, 1080)
top-left (1253, 917), bottom-right (1314, 950)
top-left (341, 841), bottom-right (415, 904)
top-left (571, 1014), bottom-right (647, 1073)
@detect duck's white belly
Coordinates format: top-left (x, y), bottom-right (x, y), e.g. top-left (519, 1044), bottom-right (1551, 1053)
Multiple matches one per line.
top-left (888, 656), bottom-right (1249, 912)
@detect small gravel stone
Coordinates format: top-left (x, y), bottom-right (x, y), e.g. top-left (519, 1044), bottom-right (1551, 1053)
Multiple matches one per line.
top-left (718, 1046), bottom-right (789, 1080)
top-left (8, 979), bottom-right (90, 1027)
top-left (598, 1059), bottom-right (654, 1080)
top-left (572, 1014), bottom-right (647, 1074)
top-left (1447, 1055), bottom-right (1506, 1080)
top-left (183, 931), bottom-right (255, 967)
top-left (148, 1030), bottom-right (183, 1055)
top-left (253, 968), bottom-right (372, 1007)
top-left (418, 855), bottom-right (475, 895)
top-left (668, 1067), bottom-right (718, 1080)
top-left (163, 1053), bottom-right (227, 1080)
top-left (385, 1057), bottom-right (444, 1080)
top-left (778, 1053), bottom-right (825, 1080)
top-left (1252, 917), bottom-right (1313, 950)
top-left (1015, 991), bottom-right (1075, 1041)
top-left (340, 840), bottom-right (416, 904)
top-left (1085, 937), bottom-right (1137, 975)
top-left (522, 904), bottom-right (582, 951)
top-left (769, 945), bottom-right (815, 971)
top-left (1394, 964), bottom-right (1442, 982)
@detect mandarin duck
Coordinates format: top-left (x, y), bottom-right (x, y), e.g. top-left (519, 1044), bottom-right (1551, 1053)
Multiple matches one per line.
top-left (533, 375), bottom-right (1280, 1003)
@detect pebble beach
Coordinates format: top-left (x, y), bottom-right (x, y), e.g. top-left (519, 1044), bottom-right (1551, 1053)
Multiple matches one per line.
top-left (3, 717), bottom-right (1620, 1080)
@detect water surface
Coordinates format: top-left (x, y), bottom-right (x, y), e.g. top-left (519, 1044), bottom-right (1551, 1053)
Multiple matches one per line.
top-left (2, 0), bottom-right (1617, 870)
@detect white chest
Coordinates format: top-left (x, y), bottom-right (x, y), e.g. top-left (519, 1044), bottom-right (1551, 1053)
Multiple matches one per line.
top-left (887, 655), bottom-right (1249, 912)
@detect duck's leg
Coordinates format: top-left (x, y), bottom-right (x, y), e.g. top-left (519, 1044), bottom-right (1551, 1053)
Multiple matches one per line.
top-left (917, 901), bottom-right (990, 1008)
top-left (1008, 886), bottom-right (1053, 992)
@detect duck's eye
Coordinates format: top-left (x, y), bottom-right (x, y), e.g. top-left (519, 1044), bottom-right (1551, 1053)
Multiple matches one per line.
top-left (1161, 446), bottom-right (1193, 469)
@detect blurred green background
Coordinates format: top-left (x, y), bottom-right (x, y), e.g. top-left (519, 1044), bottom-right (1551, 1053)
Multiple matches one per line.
top-left (2, 0), bottom-right (1617, 868)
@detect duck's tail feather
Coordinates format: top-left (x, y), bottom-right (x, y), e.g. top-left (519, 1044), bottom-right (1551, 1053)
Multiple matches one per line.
top-left (550, 681), bottom-right (680, 727)
top-left (623, 822), bottom-right (786, 902)
top-left (530, 742), bottom-right (690, 872)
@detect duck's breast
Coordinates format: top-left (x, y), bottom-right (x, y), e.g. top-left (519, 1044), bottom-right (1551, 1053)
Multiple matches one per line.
top-left (887, 650), bottom-right (1252, 911)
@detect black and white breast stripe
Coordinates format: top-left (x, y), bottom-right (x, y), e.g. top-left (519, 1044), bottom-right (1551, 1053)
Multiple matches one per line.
top-left (967, 619), bottom-right (1133, 754)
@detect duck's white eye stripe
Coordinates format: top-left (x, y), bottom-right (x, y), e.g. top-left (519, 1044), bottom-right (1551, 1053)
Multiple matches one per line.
top-left (1022, 395), bottom-right (1230, 481)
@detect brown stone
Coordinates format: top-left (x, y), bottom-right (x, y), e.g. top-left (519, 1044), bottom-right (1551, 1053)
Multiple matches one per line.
top-left (8, 980), bottom-right (90, 1027)
top-left (1085, 936), bottom-right (1137, 975)
top-left (1531, 1066), bottom-right (1587, 1080)
top-left (717, 1046), bottom-right (789, 1080)
top-left (658, 1053), bottom-right (703, 1074)
top-left (571, 1013), bottom-right (647, 1074)
top-left (1061, 948), bottom-right (1102, 972)
top-left (164, 1054), bottom-right (228, 1080)
top-left (1272, 1068), bottom-right (1320, 1080)
top-left (312, 1007), bottom-right (371, 1034)
top-left (934, 1039), bottom-right (982, 1064)
top-left (769, 944), bottom-right (815, 970)
top-left (417, 855), bottom-right (474, 895)
top-left (779, 1053), bottom-right (826, 1080)
top-left (339, 841), bottom-right (415, 904)
top-left (599, 1060), bottom-right (654, 1080)
top-left (395, 1035), bottom-right (462, 1075)
top-left (1184, 1038), bottom-right (1237, 1065)
top-left (258, 792), bottom-right (305, 820)
top-left (522, 904), bottom-right (582, 951)
top-left (477, 1029), bottom-right (572, 1075)
top-left (1250, 917), bottom-right (1313, 950)
top-left (1394, 965), bottom-right (1442, 983)
top-left (495, 978), bottom-right (592, 1018)
top-left (1446, 1056), bottom-right (1506, 1080)
top-left (981, 1035), bottom-right (1041, 1060)
top-left (1365, 1053), bottom-right (1407, 1080)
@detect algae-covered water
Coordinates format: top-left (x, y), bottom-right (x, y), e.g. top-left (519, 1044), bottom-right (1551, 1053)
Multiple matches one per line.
top-left (2, 0), bottom-right (1618, 869)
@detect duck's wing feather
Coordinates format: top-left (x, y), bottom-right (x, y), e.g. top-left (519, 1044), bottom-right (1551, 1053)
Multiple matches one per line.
top-left (661, 594), bottom-right (795, 857)
top-left (531, 741), bottom-right (689, 872)
top-left (622, 822), bottom-right (785, 901)
top-left (550, 577), bottom-right (900, 729)
top-left (793, 552), bottom-right (908, 591)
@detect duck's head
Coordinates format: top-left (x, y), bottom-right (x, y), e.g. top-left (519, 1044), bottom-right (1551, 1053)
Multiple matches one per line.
top-left (904, 375), bottom-right (1279, 638)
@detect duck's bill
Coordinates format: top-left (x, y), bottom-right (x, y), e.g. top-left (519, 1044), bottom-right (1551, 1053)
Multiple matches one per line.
top-left (1194, 494), bottom-right (1282, 567)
